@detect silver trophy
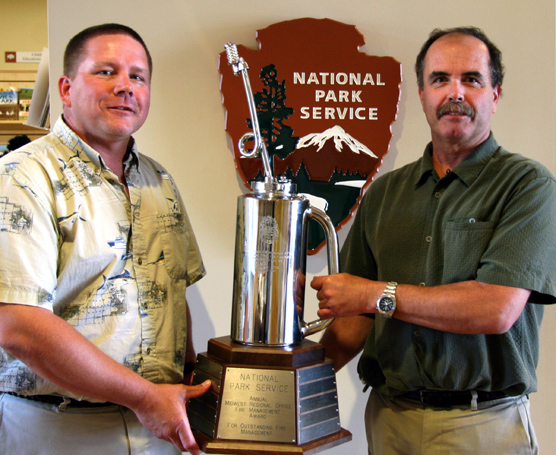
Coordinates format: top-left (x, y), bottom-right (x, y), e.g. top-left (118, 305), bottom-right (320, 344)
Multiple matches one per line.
top-left (228, 39), bottom-right (339, 347)
top-left (187, 43), bottom-right (351, 454)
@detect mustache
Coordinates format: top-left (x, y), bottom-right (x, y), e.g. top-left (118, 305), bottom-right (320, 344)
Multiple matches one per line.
top-left (437, 102), bottom-right (475, 119)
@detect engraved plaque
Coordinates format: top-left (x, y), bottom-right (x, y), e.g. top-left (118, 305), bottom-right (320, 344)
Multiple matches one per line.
top-left (218, 367), bottom-right (296, 442)
top-left (189, 338), bottom-right (351, 453)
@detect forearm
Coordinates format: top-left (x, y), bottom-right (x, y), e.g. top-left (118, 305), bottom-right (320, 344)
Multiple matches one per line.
top-left (0, 301), bottom-right (214, 454)
top-left (394, 281), bottom-right (530, 334)
top-left (0, 303), bottom-right (153, 407)
top-left (320, 315), bottom-right (373, 371)
top-left (314, 274), bottom-right (531, 335)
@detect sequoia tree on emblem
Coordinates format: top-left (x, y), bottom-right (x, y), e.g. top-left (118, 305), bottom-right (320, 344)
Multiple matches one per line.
top-left (219, 18), bottom-right (401, 252)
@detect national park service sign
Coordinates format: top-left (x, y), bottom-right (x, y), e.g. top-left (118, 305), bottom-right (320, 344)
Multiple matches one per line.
top-left (219, 18), bottom-right (401, 252)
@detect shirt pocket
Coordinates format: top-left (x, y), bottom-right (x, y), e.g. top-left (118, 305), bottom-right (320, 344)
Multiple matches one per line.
top-left (158, 213), bottom-right (190, 280)
top-left (442, 218), bottom-right (495, 283)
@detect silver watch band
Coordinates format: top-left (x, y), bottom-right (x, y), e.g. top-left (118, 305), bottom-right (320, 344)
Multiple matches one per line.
top-left (384, 281), bottom-right (397, 298)
top-left (377, 281), bottom-right (398, 318)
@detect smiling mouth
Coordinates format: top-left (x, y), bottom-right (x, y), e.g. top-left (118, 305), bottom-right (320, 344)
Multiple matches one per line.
top-left (437, 102), bottom-right (475, 120)
top-left (110, 106), bottom-right (134, 112)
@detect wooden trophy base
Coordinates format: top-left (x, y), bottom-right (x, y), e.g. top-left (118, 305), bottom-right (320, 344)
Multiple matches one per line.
top-left (188, 336), bottom-right (352, 454)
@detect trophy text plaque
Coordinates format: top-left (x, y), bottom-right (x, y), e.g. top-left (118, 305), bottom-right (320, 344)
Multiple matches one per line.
top-left (218, 367), bottom-right (296, 442)
top-left (188, 336), bottom-right (351, 454)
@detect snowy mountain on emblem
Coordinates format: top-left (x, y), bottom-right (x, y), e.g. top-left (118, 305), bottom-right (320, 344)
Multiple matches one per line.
top-left (296, 125), bottom-right (377, 158)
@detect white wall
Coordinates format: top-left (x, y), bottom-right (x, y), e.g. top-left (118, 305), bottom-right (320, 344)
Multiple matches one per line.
top-left (47, 1), bottom-right (556, 452)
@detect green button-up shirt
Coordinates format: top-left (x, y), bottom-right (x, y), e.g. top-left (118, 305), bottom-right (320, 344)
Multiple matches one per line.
top-left (342, 134), bottom-right (556, 396)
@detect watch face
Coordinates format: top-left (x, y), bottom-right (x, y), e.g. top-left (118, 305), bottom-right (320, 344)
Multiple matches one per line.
top-left (379, 297), bottom-right (395, 313)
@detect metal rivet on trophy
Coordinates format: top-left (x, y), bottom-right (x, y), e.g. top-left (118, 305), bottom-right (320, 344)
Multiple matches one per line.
top-left (187, 43), bottom-right (352, 454)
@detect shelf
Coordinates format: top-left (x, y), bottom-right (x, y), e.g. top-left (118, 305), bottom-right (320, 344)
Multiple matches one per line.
top-left (0, 120), bottom-right (48, 145)
top-left (1, 69), bottom-right (49, 145)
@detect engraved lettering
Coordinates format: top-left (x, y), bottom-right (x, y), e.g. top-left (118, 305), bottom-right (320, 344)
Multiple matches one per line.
top-left (293, 72), bottom-right (386, 86)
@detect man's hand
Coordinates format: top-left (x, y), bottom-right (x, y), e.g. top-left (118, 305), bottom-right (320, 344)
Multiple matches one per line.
top-left (311, 273), bottom-right (380, 319)
top-left (132, 380), bottom-right (211, 454)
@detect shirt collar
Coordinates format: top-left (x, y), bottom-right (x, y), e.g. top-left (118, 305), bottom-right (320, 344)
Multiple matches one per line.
top-left (123, 137), bottom-right (139, 171)
top-left (54, 115), bottom-right (140, 173)
top-left (416, 133), bottom-right (499, 188)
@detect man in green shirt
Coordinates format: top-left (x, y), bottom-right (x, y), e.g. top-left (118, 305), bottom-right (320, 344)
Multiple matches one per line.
top-left (312, 27), bottom-right (556, 454)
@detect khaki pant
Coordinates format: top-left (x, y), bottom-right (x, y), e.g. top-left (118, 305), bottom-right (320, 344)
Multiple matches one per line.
top-left (365, 388), bottom-right (538, 455)
top-left (0, 393), bottom-right (181, 455)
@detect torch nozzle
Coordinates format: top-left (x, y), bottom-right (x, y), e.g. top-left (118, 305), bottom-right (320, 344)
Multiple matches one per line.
top-left (223, 42), bottom-right (273, 181)
top-left (225, 42), bottom-right (248, 76)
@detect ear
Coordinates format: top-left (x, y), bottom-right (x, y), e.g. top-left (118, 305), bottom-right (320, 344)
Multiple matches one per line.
top-left (418, 86), bottom-right (425, 111)
top-left (58, 75), bottom-right (72, 108)
top-left (491, 84), bottom-right (501, 114)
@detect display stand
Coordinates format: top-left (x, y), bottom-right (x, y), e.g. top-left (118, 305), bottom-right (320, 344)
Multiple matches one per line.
top-left (188, 336), bottom-right (351, 454)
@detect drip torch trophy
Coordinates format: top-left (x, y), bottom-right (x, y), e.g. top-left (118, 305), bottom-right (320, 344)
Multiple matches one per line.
top-left (187, 43), bottom-right (352, 454)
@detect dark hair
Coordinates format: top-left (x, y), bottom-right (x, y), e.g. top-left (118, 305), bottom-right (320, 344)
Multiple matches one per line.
top-left (7, 134), bottom-right (31, 151)
top-left (415, 26), bottom-right (504, 90)
top-left (63, 23), bottom-right (152, 79)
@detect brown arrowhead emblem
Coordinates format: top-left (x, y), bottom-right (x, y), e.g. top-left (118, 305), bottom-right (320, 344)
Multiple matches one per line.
top-left (219, 18), bottom-right (401, 252)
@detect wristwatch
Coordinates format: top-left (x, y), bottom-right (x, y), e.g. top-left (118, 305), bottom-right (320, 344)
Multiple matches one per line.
top-left (376, 281), bottom-right (398, 318)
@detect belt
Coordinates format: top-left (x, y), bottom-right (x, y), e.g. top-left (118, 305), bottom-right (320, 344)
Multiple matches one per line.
top-left (402, 389), bottom-right (508, 407)
top-left (4, 392), bottom-right (116, 408)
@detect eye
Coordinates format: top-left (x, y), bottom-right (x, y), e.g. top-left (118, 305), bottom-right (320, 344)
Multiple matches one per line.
top-left (130, 72), bottom-right (149, 84)
top-left (463, 74), bottom-right (484, 86)
top-left (430, 75), bottom-right (448, 85)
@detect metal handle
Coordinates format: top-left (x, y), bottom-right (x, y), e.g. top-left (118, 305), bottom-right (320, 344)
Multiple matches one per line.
top-left (301, 206), bottom-right (340, 337)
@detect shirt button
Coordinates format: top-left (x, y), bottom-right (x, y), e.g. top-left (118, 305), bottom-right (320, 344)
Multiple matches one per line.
top-left (426, 236), bottom-right (432, 243)
top-left (414, 330), bottom-right (421, 337)
top-left (138, 258), bottom-right (143, 265)
top-left (419, 282), bottom-right (426, 287)
top-left (146, 347), bottom-right (151, 355)
top-left (435, 192), bottom-right (441, 199)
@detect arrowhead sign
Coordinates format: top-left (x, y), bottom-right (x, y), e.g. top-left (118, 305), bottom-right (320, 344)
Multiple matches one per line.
top-left (219, 18), bottom-right (401, 253)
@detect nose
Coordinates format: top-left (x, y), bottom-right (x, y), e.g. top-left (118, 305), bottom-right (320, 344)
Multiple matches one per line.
top-left (114, 75), bottom-right (133, 96)
top-left (448, 81), bottom-right (464, 102)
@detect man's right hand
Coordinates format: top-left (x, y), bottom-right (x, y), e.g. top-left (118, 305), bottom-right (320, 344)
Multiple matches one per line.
top-left (132, 380), bottom-right (212, 454)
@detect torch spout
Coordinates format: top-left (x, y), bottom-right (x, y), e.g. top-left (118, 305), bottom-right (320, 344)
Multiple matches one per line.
top-left (224, 42), bottom-right (273, 181)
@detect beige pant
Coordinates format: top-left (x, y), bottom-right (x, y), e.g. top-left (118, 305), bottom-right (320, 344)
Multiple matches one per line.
top-left (365, 388), bottom-right (538, 455)
top-left (0, 393), bottom-right (181, 455)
